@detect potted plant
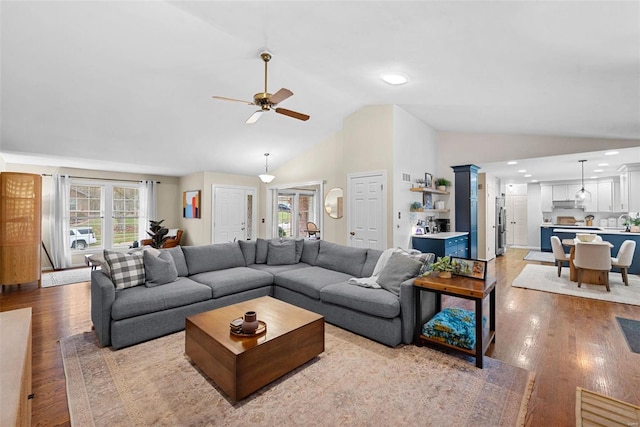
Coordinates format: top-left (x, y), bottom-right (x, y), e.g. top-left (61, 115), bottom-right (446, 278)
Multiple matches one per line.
top-left (410, 201), bottom-right (423, 212)
top-left (435, 178), bottom-right (451, 192)
top-left (428, 256), bottom-right (455, 278)
top-left (147, 219), bottom-right (169, 249)
top-left (626, 214), bottom-right (640, 233)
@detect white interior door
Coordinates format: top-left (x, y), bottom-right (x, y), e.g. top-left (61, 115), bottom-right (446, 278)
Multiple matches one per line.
top-left (347, 172), bottom-right (386, 249)
top-left (212, 186), bottom-right (256, 243)
top-left (506, 194), bottom-right (527, 246)
top-left (485, 183), bottom-right (496, 260)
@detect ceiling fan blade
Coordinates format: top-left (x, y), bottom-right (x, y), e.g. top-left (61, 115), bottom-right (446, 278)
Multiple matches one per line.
top-left (212, 96), bottom-right (254, 105)
top-left (246, 110), bottom-right (264, 124)
top-left (275, 108), bottom-right (310, 121)
top-left (269, 88), bottom-right (293, 105)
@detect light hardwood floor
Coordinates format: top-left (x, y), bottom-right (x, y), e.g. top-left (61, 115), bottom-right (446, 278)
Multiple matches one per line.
top-left (1, 248), bottom-right (638, 426)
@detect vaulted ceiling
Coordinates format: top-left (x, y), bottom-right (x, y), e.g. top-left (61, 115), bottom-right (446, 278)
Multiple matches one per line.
top-left (1, 1), bottom-right (639, 177)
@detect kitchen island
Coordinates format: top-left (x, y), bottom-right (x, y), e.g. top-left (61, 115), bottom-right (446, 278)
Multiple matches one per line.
top-left (412, 232), bottom-right (469, 258)
top-left (540, 225), bottom-right (640, 274)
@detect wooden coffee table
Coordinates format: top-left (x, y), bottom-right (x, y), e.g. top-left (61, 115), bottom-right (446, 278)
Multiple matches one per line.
top-left (185, 296), bottom-right (324, 401)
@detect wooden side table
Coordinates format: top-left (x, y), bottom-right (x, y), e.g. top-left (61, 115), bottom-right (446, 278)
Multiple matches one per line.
top-left (414, 273), bottom-right (496, 368)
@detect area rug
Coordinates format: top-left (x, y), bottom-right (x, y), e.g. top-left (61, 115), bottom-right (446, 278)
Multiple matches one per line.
top-left (42, 268), bottom-right (92, 287)
top-left (523, 250), bottom-right (555, 263)
top-left (617, 317), bottom-right (640, 354)
top-left (512, 264), bottom-right (640, 306)
top-left (61, 324), bottom-right (534, 426)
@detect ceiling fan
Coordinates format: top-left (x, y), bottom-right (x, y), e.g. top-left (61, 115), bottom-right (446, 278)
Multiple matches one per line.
top-left (212, 51), bottom-right (310, 124)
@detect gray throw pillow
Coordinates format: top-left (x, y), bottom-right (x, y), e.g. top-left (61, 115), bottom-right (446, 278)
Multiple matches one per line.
top-left (256, 238), bottom-right (269, 264)
top-left (294, 238), bottom-right (304, 263)
top-left (161, 246), bottom-right (189, 277)
top-left (103, 249), bottom-right (145, 289)
top-left (376, 252), bottom-right (423, 296)
top-left (238, 240), bottom-right (256, 265)
top-left (267, 239), bottom-right (297, 265)
top-left (144, 251), bottom-right (178, 287)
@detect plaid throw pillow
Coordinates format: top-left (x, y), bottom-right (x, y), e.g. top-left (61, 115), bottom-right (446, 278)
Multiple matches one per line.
top-left (103, 249), bottom-right (145, 289)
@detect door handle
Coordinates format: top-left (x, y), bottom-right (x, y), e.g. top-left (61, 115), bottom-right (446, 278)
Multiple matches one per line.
top-left (350, 231), bottom-right (355, 236)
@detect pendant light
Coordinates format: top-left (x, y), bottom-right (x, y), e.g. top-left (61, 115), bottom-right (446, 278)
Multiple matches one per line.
top-left (258, 153), bottom-right (275, 183)
top-left (575, 159), bottom-right (591, 206)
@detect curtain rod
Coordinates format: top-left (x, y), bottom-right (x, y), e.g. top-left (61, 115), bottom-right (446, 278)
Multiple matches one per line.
top-left (41, 174), bottom-right (160, 184)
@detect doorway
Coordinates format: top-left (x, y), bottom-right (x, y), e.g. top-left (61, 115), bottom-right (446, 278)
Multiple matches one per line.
top-left (506, 194), bottom-right (527, 246)
top-left (212, 186), bottom-right (256, 243)
top-left (347, 171), bottom-right (386, 249)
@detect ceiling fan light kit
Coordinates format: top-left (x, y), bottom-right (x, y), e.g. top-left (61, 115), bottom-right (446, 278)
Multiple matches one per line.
top-left (213, 51), bottom-right (310, 124)
top-left (259, 153), bottom-right (275, 184)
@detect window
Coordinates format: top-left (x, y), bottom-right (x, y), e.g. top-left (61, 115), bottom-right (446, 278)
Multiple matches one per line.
top-left (275, 188), bottom-right (319, 238)
top-left (69, 181), bottom-right (142, 251)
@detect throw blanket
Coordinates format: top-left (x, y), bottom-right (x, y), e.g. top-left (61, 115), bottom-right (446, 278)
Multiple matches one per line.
top-left (422, 308), bottom-right (486, 350)
top-left (348, 247), bottom-right (427, 289)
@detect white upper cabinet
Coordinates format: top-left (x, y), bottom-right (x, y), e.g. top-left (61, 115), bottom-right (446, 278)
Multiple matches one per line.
top-left (541, 184), bottom-right (553, 212)
top-left (597, 181), bottom-right (613, 212)
top-left (619, 164), bottom-right (640, 213)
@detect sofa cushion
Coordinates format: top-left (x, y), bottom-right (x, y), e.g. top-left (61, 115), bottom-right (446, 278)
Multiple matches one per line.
top-left (238, 240), bottom-right (256, 266)
top-left (182, 242), bottom-right (245, 275)
top-left (104, 249), bottom-right (145, 289)
top-left (275, 266), bottom-right (352, 300)
top-left (376, 252), bottom-right (423, 296)
top-left (294, 238), bottom-right (304, 262)
top-left (267, 239), bottom-right (297, 265)
top-left (111, 277), bottom-right (212, 320)
top-left (189, 266), bottom-right (274, 298)
top-left (144, 251), bottom-right (178, 287)
top-left (320, 282), bottom-right (401, 319)
top-left (162, 246), bottom-right (189, 277)
top-left (300, 240), bottom-right (320, 265)
top-left (315, 241), bottom-right (368, 277)
top-left (255, 238), bottom-right (269, 264)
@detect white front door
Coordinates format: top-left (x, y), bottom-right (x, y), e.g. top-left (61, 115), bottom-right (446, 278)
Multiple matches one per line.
top-left (347, 171), bottom-right (386, 249)
top-left (212, 186), bottom-right (256, 243)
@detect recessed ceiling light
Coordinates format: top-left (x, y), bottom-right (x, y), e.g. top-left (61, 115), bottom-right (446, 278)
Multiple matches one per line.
top-left (518, 169), bottom-right (526, 173)
top-left (605, 151), bottom-right (619, 156)
top-left (531, 179), bottom-right (538, 183)
top-left (507, 161), bottom-right (518, 165)
top-left (597, 163), bottom-right (608, 167)
top-left (381, 72), bottom-right (408, 85)
top-left (593, 169), bottom-right (603, 173)
top-left (524, 174), bottom-right (532, 177)
top-left (589, 176), bottom-right (598, 179)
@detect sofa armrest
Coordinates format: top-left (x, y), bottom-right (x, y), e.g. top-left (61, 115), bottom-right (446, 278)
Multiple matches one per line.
top-left (91, 270), bottom-right (116, 347)
top-left (399, 277), bottom-right (436, 344)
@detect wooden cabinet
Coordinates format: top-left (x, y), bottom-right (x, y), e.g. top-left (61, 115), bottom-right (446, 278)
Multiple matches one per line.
top-left (0, 173), bottom-right (42, 287)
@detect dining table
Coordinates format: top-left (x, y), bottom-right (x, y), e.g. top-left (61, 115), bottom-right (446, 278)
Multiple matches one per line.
top-left (561, 238), bottom-right (613, 286)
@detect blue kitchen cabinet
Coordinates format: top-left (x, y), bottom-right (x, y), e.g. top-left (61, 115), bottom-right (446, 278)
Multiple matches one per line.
top-left (412, 234), bottom-right (469, 259)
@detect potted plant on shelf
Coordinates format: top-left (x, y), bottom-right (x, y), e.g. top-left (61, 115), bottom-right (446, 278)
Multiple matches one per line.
top-left (428, 256), bottom-right (455, 278)
top-left (435, 178), bottom-right (451, 192)
top-left (410, 201), bottom-right (423, 212)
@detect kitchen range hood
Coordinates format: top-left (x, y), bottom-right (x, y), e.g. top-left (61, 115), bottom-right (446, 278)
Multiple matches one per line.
top-left (552, 200), bottom-right (584, 209)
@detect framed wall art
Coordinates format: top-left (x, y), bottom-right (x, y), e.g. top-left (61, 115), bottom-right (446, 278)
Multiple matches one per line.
top-left (183, 190), bottom-right (201, 218)
top-left (424, 173), bottom-right (433, 188)
top-left (451, 257), bottom-right (487, 280)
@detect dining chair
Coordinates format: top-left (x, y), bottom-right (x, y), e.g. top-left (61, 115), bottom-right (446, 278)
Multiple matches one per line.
top-left (573, 242), bottom-right (612, 291)
top-left (611, 240), bottom-right (636, 286)
top-left (306, 222), bottom-right (320, 239)
top-left (550, 236), bottom-right (571, 277)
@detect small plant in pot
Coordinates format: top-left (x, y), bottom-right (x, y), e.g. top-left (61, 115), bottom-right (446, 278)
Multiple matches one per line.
top-left (147, 219), bottom-right (169, 249)
top-left (435, 178), bottom-right (451, 191)
top-left (410, 201), bottom-right (423, 212)
top-left (626, 214), bottom-right (640, 233)
top-left (429, 256), bottom-right (455, 278)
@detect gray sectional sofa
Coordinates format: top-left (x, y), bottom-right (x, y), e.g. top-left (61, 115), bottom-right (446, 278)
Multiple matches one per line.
top-left (91, 239), bottom-right (436, 349)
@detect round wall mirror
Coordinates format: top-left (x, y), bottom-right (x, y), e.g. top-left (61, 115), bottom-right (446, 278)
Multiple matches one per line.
top-left (324, 187), bottom-right (344, 219)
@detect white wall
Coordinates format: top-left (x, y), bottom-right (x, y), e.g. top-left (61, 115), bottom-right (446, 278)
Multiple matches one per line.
top-left (392, 105), bottom-right (438, 249)
top-left (527, 183), bottom-right (543, 248)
